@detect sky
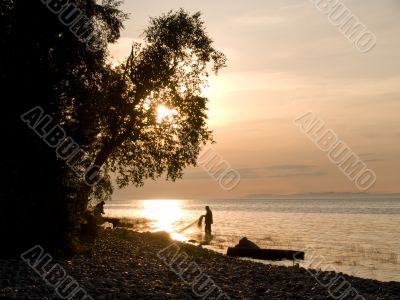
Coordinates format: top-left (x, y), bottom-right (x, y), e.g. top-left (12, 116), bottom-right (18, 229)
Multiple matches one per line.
top-left (109, 0), bottom-right (400, 200)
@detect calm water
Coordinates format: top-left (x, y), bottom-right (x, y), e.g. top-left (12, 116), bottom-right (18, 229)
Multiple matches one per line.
top-left (105, 198), bottom-right (400, 282)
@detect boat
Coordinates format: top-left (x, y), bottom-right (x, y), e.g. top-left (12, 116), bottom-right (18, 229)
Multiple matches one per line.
top-left (226, 247), bottom-right (304, 261)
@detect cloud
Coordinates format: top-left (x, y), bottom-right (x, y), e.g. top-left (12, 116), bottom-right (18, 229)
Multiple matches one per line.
top-left (236, 164), bottom-right (325, 179)
top-left (266, 171), bottom-right (326, 178)
top-left (230, 2), bottom-right (307, 26)
top-left (233, 14), bottom-right (287, 26)
top-left (181, 170), bottom-right (212, 180)
top-left (264, 164), bottom-right (317, 171)
top-left (177, 164), bottom-right (325, 181)
top-left (358, 153), bottom-right (384, 163)
top-left (363, 159), bottom-right (383, 163)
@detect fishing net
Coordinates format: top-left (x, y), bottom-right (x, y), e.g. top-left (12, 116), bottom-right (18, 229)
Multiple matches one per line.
top-left (197, 215), bottom-right (204, 228)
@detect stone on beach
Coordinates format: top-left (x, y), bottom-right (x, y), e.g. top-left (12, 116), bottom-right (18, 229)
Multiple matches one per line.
top-left (0, 229), bottom-right (399, 299)
top-left (234, 237), bottom-right (261, 249)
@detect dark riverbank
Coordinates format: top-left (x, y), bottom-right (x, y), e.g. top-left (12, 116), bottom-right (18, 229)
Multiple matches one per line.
top-left (1, 229), bottom-right (399, 299)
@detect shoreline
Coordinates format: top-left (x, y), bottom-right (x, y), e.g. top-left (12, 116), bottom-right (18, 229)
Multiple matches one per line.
top-left (1, 229), bottom-right (399, 299)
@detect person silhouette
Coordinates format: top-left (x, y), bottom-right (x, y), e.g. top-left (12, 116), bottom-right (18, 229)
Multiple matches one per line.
top-left (94, 201), bottom-right (105, 216)
top-left (203, 206), bottom-right (213, 235)
top-left (94, 201), bottom-right (105, 224)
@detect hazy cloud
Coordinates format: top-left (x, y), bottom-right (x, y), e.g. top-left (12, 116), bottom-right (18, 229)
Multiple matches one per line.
top-left (236, 165), bottom-right (325, 179)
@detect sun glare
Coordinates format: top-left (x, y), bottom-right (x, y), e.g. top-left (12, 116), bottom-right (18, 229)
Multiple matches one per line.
top-left (140, 200), bottom-right (182, 235)
top-left (156, 105), bottom-right (178, 123)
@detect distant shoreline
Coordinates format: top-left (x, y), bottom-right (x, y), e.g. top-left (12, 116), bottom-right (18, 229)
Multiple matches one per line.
top-left (111, 193), bottom-right (400, 202)
top-left (241, 192), bottom-right (400, 200)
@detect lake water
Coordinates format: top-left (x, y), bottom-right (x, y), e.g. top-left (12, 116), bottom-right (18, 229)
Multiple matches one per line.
top-left (104, 198), bottom-right (400, 282)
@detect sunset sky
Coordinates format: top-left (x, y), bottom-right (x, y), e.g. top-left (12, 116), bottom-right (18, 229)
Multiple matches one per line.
top-left (110, 0), bottom-right (400, 200)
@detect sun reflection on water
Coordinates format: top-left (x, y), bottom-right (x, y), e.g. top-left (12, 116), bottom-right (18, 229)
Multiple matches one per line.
top-left (139, 200), bottom-right (186, 241)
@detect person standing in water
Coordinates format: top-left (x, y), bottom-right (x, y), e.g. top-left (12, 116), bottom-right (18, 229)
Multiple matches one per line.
top-left (94, 201), bottom-right (105, 216)
top-left (203, 206), bottom-right (213, 235)
top-left (94, 201), bottom-right (105, 224)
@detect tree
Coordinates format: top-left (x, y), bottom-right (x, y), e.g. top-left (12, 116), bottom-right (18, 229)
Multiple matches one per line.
top-left (94, 9), bottom-right (227, 187)
top-left (1, 0), bottom-right (127, 256)
top-left (1, 2), bottom-right (226, 256)
top-left (64, 9), bottom-right (226, 249)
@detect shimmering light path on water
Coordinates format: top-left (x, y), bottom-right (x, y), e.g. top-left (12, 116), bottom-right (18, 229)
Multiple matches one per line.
top-left (105, 198), bottom-right (400, 282)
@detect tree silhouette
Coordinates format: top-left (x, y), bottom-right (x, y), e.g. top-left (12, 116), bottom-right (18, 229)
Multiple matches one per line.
top-left (1, 0), bottom-right (127, 256)
top-left (93, 10), bottom-right (226, 187)
top-left (0, 2), bottom-right (225, 256)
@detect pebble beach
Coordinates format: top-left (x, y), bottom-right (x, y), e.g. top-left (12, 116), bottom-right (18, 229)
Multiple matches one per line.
top-left (1, 229), bottom-right (399, 299)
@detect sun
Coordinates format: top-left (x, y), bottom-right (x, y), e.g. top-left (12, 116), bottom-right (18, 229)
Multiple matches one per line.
top-left (140, 200), bottom-right (182, 233)
top-left (156, 105), bottom-right (178, 123)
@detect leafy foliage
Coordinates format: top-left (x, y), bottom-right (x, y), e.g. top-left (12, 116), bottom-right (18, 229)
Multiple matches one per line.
top-left (0, 2), bottom-right (225, 255)
top-left (98, 10), bottom-right (227, 188)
